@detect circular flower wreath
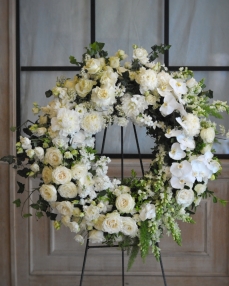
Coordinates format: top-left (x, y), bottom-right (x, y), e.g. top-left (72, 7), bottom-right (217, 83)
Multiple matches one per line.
top-left (5, 42), bottom-right (229, 268)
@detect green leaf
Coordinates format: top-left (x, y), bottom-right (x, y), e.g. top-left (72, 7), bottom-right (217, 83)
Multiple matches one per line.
top-left (219, 199), bottom-right (228, 206)
top-left (30, 203), bottom-right (40, 210)
top-left (45, 90), bottom-right (53, 98)
top-left (97, 190), bottom-right (107, 198)
top-left (13, 198), bottom-right (21, 207)
top-left (69, 55), bottom-right (81, 66)
top-left (36, 211), bottom-right (44, 219)
top-left (10, 126), bottom-right (17, 132)
top-left (17, 168), bottom-right (30, 178)
top-left (17, 181), bottom-right (25, 194)
top-left (46, 212), bottom-right (58, 221)
top-left (213, 196), bottom-right (218, 203)
top-left (23, 213), bottom-right (32, 218)
top-left (127, 243), bottom-right (139, 271)
top-left (0, 155), bottom-right (16, 165)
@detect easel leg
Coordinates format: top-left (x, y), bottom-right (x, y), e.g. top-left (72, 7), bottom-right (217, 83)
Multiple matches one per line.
top-left (79, 238), bottom-right (89, 286)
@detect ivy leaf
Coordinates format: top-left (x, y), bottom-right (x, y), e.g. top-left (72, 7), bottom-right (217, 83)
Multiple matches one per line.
top-left (10, 126), bottom-right (17, 132)
top-left (213, 196), bottom-right (218, 203)
top-left (13, 198), bottom-right (21, 207)
top-left (69, 55), bottom-right (81, 66)
top-left (30, 203), bottom-right (40, 210)
top-left (17, 181), bottom-right (25, 194)
top-left (17, 168), bottom-right (30, 178)
top-left (0, 155), bottom-right (16, 165)
top-left (23, 213), bottom-right (32, 218)
top-left (45, 90), bottom-right (53, 98)
top-left (46, 212), bottom-right (58, 221)
top-left (23, 127), bottom-right (33, 136)
top-left (36, 211), bottom-right (44, 219)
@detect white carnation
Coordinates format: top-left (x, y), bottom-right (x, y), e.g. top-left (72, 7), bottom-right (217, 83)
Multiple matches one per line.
top-left (81, 112), bottom-right (104, 134)
top-left (135, 67), bottom-right (158, 94)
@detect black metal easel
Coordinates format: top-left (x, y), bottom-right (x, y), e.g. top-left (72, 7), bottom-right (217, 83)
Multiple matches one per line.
top-left (79, 125), bottom-right (167, 286)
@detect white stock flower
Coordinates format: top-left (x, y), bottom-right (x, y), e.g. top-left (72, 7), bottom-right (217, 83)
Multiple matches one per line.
top-left (44, 147), bottom-right (63, 167)
top-left (89, 230), bottom-right (105, 243)
top-left (52, 166), bottom-right (72, 185)
top-left (58, 182), bottom-right (78, 198)
top-left (40, 184), bottom-right (57, 202)
top-left (83, 205), bottom-right (100, 221)
top-left (200, 127), bottom-right (215, 143)
top-left (81, 112), bottom-right (104, 134)
top-left (75, 78), bottom-right (96, 98)
top-left (56, 201), bottom-right (73, 216)
top-left (42, 166), bottom-right (53, 184)
top-left (169, 143), bottom-right (186, 160)
top-left (121, 217), bottom-right (138, 237)
top-left (71, 163), bottom-right (88, 181)
top-left (139, 203), bottom-right (156, 221)
top-left (176, 189), bottom-right (194, 207)
top-left (115, 193), bottom-right (135, 213)
top-left (102, 212), bottom-right (122, 234)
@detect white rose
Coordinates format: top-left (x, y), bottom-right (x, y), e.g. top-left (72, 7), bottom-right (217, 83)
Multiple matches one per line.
top-left (176, 189), bottom-right (194, 207)
top-left (42, 166), bottom-right (53, 184)
top-left (39, 115), bottom-right (48, 125)
top-left (34, 147), bottom-right (44, 160)
top-left (89, 230), bottom-right (105, 243)
top-left (200, 127), bottom-right (215, 143)
top-left (58, 182), bottom-right (78, 198)
top-left (102, 212), bottom-right (122, 234)
top-left (194, 184), bottom-right (207, 195)
top-left (44, 147), bottom-right (63, 167)
top-left (68, 221), bottom-right (80, 233)
top-left (26, 149), bottom-right (35, 158)
top-left (115, 193), bottom-right (135, 213)
top-left (121, 217), bottom-right (138, 237)
top-left (71, 163), bottom-right (88, 180)
top-left (75, 78), bottom-right (96, 98)
top-left (119, 185), bottom-right (131, 193)
top-left (61, 215), bottom-right (71, 226)
top-left (52, 166), bottom-right (72, 185)
top-left (74, 234), bottom-right (84, 245)
top-left (85, 58), bottom-right (102, 74)
top-left (56, 201), bottom-right (73, 216)
top-left (81, 112), bottom-right (104, 134)
top-left (40, 184), bottom-right (57, 202)
top-left (139, 204), bottom-right (156, 221)
top-left (30, 163), bottom-right (40, 173)
top-left (94, 214), bottom-right (106, 231)
top-left (100, 70), bottom-right (118, 87)
top-left (91, 86), bottom-right (116, 107)
top-left (83, 205), bottom-right (100, 221)
top-left (20, 136), bottom-right (32, 150)
top-left (35, 127), bottom-right (47, 137)
top-left (133, 47), bottom-right (148, 64)
top-left (109, 56), bottom-right (120, 68)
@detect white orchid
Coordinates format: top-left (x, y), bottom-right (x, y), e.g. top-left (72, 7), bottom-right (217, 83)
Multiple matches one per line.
top-left (169, 142), bottom-right (186, 160)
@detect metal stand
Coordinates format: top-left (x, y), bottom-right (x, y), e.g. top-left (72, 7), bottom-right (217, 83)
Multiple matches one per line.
top-left (79, 125), bottom-right (167, 286)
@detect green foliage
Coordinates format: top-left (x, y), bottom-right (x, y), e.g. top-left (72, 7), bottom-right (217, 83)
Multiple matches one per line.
top-left (13, 198), bottom-right (21, 207)
top-left (149, 44), bottom-right (171, 61)
top-left (10, 126), bottom-right (17, 132)
top-left (0, 155), bottom-right (16, 165)
top-left (45, 90), bottom-right (53, 98)
top-left (69, 55), bottom-right (82, 66)
top-left (201, 105), bottom-right (223, 119)
top-left (17, 181), bottom-right (25, 194)
top-left (139, 221), bottom-right (151, 261)
top-left (127, 243), bottom-right (140, 271)
top-left (23, 213), bottom-right (32, 218)
top-left (17, 168), bottom-right (30, 178)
